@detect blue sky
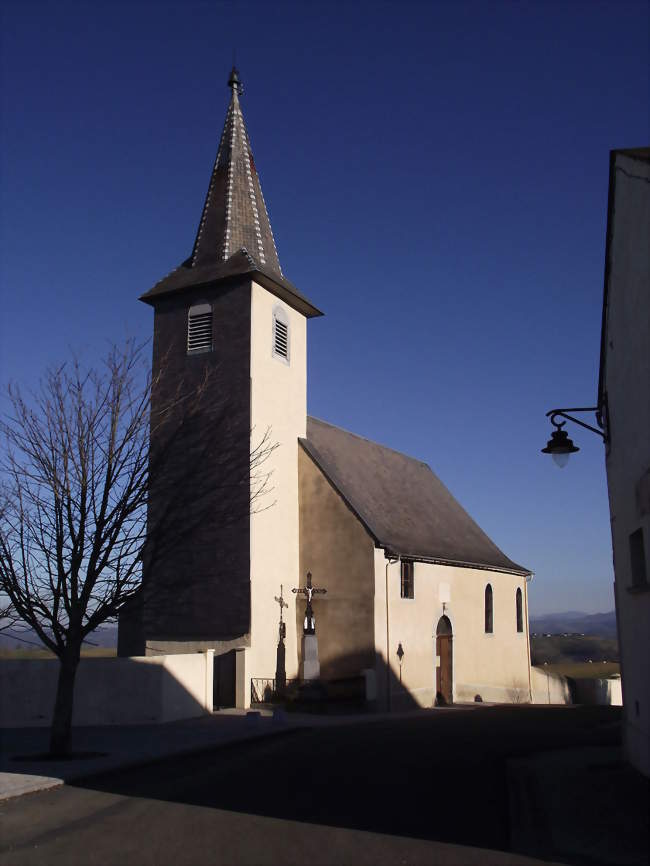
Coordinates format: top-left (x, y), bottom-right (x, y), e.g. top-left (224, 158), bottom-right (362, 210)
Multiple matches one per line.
top-left (1, 0), bottom-right (648, 615)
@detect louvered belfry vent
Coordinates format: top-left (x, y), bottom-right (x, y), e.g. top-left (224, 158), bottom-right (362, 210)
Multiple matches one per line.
top-left (274, 315), bottom-right (289, 359)
top-left (187, 303), bottom-right (213, 353)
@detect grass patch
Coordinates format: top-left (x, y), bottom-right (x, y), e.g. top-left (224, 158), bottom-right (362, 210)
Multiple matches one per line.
top-left (541, 662), bottom-right (620, 679)
top-left (0, 647), bottom-right (117, 660)
top-left (531, 635), bottom-right (618, 666)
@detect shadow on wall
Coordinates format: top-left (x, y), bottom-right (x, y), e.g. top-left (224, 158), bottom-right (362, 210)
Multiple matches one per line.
top-left (572, 677), bottom-right (623, 706)
top-left (0, 653), bottom-right (213, 728)
top-left (372, 650), bottom-right (421, 711)
top-left (530, 666), bottom-right (623, 707)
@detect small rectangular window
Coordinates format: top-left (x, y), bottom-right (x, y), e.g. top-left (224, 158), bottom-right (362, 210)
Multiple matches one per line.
top-left (187, 303), bottom-right (213, 353)
top-left (630, 528), bottom-right (648, 587)
top-left (400, 561), bottom-right (414, 599)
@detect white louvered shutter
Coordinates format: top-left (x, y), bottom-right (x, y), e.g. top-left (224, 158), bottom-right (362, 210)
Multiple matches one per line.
top-left (273, 315), bottom-right (289, 360)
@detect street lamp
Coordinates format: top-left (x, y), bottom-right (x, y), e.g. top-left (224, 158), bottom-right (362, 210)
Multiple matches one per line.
top-left (541, 406), bottom-right (607, 468)
top-left (541, 423), bottom-right (579, 468)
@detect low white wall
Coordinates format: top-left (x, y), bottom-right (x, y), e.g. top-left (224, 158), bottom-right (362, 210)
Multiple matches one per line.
top-left (531, 667), bottom-right (572, 704)
top-left (573, 677), bottom-right (623, 707)
top-left (531, 668), bottom-right (623, 707)
top-left (0, 651), bottom-right (214, 727)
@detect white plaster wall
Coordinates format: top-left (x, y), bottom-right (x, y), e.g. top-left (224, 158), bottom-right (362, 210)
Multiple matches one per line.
top-left (373, 550), bottom-right (531, 708)
top-left (159, 650), bottom-right (214, 722)
top-left (530, 669), bottom-right (623, 706)
top-left (0, 652), bottom-right (213, 727)
top-left (249, 282), bottom-right (307, 696)
top-left (603, 151), bottom-right (650, 776)
top-left (531, 666), bottom-right (572, 704)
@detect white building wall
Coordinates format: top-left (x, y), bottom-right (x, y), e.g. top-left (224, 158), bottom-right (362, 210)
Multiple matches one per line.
top-left (373, 550), bottom-right (531, 708)
top-left (248, 282), bottom-right (307, 699)
top-left (603, 150), bottom-right (650, 776)
top-left (0, 652), bottom-right (214, 727)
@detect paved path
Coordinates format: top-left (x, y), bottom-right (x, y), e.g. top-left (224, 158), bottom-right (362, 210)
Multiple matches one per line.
top-left (2, 705), bottom-right (645, 866)
top-left (0, 709), bottom-right (292, 800)
top-left (0, 705), bottom-right (479, 801)
top-left (0, 783), bottom-right (555, 866)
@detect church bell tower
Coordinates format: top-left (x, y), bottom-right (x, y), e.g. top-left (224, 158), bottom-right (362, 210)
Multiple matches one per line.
top-left (118, 69), bottom-right (322, 697)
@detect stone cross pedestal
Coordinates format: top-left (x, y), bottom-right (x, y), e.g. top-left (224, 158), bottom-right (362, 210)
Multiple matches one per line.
top-left (293, 571), bottom-right (327, 681)
top-left (301, 634), bottom-right (320, 681)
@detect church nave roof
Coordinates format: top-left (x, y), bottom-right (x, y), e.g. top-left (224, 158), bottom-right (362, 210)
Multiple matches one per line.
top-left (301, 417), bottom-right (530, 576)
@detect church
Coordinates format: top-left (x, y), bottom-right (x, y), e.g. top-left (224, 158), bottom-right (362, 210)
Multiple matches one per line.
top-left (118, 68), bottom-right (533, 710)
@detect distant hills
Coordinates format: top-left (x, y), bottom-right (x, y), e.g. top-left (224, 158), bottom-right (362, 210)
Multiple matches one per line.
top-left (1, 611), bottom-right (618, 651)
top-left (529, 610), bottom-right (617, 639)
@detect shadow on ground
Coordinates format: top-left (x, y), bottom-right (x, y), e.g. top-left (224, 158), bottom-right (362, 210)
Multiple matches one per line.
top-left (71, 705), bottom-right (640, 861)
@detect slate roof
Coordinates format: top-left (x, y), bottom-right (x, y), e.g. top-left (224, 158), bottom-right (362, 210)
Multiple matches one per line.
top-left (140, 68), bottom-right (322, 318)
top-left (300, 417), bottom-right (530, 576)
top-left (192, 66), bottom-right (281, 272)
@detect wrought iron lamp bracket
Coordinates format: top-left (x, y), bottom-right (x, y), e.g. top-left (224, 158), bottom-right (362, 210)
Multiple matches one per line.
top-left (545, 406), bottom-right (607, 443)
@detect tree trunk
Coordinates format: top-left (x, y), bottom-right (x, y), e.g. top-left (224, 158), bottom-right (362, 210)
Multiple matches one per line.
top-left (49, 645), bottom-right (81, 756)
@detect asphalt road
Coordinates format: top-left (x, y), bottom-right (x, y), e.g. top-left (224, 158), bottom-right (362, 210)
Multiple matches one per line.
top-left (0, 706), bottom-right (634, 866)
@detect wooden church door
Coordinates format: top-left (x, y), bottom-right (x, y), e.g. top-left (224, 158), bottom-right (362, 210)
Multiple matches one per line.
top-left (435, 616), bottom-right (453, 705)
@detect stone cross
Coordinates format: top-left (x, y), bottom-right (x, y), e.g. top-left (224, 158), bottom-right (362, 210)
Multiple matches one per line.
top-left (274, 584), bottom-right (288, 640)
top-left (292, 571), bottom-right (327, 635)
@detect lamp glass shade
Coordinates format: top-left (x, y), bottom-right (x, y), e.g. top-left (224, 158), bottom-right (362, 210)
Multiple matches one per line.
top-left (541, 428), bottom-right (579, 464)
top-left (552, 451), bottom-right (570, 469)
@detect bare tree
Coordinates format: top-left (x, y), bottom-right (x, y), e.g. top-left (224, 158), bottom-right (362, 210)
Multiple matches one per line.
top-left (0, 485), bottom-right (20, 634)
top-left (0, 340), bottom-right (274, 755)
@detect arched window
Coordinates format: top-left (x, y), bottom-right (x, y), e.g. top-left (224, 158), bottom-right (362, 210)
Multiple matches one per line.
top-left (187, 303), bottom-right (213, 353)
top-left (272, 306), bottom-right (289, 362)
top-left (516, 587), bottom-right (523, 633)
top-left (484, 583), bottom-right (493, 633)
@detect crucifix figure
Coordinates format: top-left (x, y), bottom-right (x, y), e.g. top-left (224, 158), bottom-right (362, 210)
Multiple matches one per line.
top-left (292, 571), bottom-right (327, 635)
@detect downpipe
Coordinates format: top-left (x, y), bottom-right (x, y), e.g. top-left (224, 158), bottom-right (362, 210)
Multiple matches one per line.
top-left (385, 553), bottom-right (399, 711)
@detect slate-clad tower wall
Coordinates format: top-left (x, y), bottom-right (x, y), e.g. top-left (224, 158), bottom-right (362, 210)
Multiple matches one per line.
top-left (143, 280), bottom-right (252, 644)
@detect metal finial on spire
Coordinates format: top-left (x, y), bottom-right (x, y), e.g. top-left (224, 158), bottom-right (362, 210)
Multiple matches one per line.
top-left (228, 66), bottom-right (243, 96)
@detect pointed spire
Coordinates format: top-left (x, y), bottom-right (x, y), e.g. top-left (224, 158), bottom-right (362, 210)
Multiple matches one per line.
top-left (190, 67), bottom-right (282, 275)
